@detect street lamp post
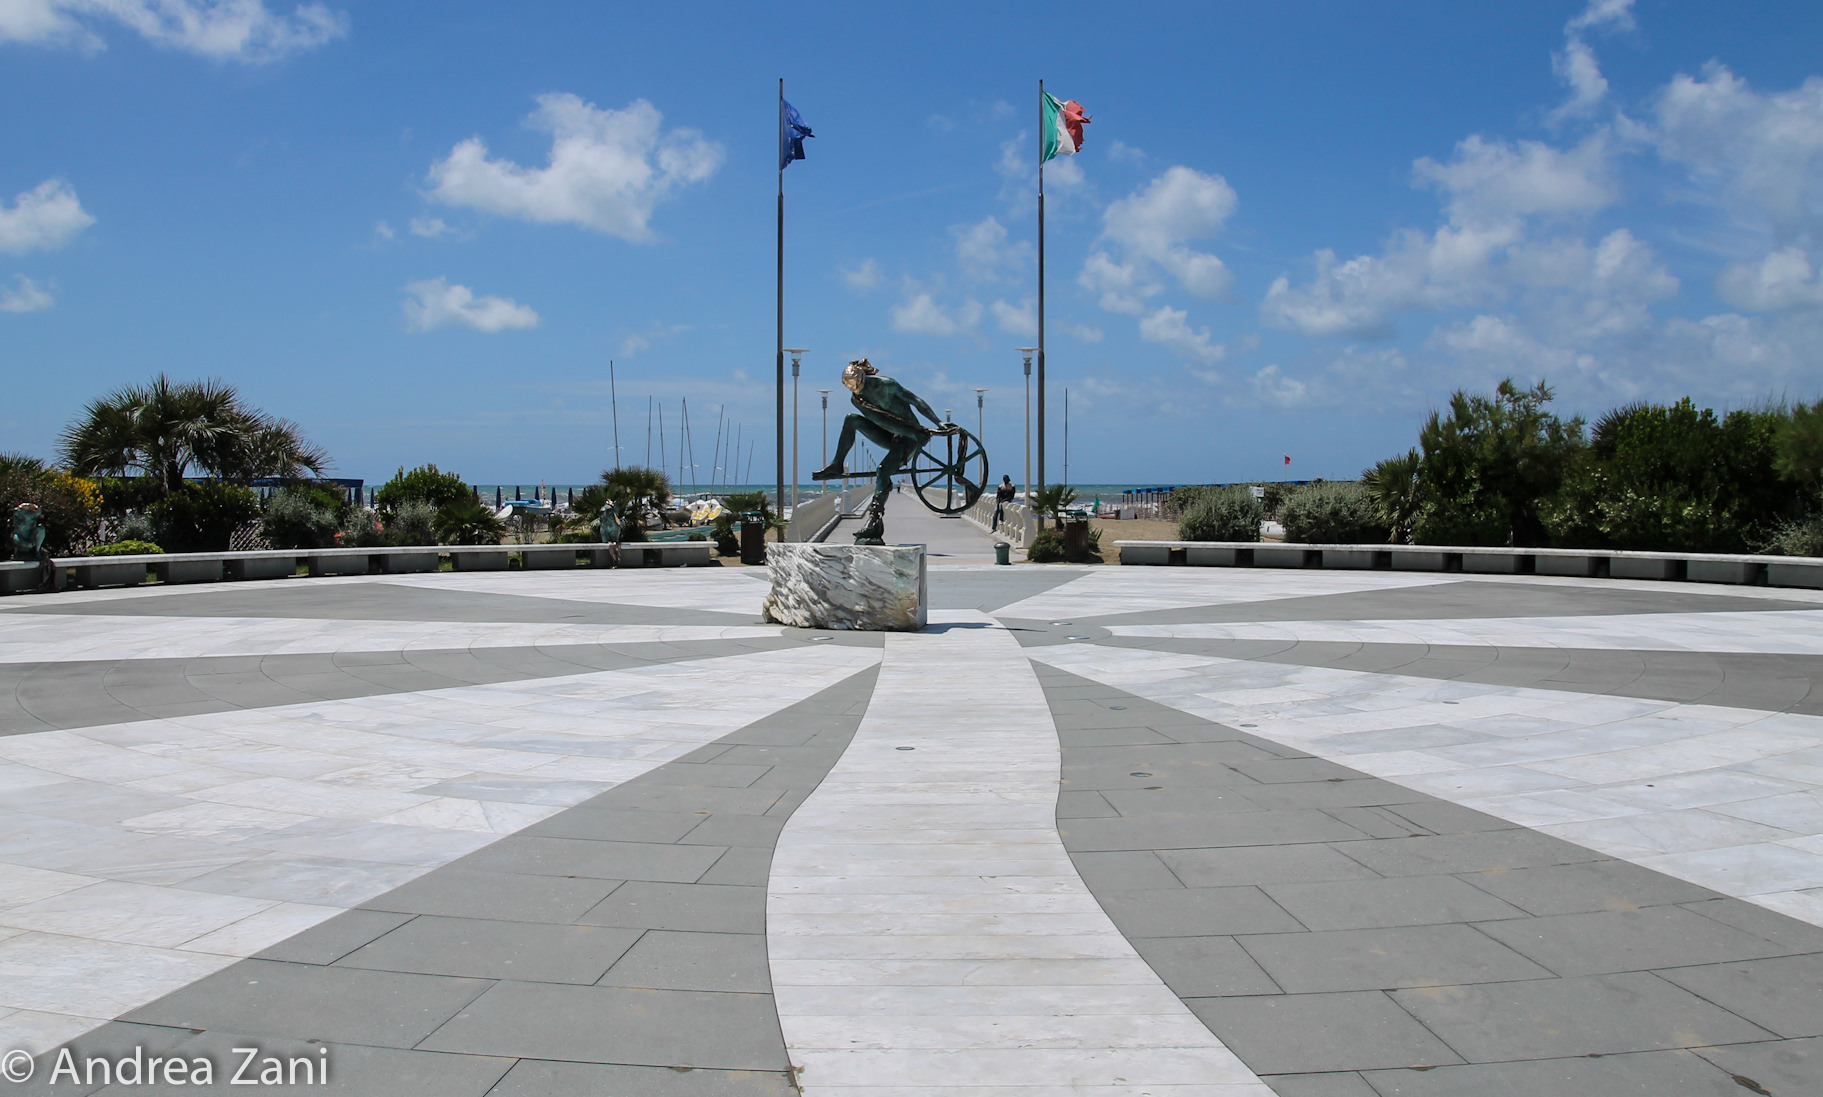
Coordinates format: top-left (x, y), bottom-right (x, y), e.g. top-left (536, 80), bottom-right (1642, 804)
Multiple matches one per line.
top-left (974, 388), bottom-right (987, 443)
top-left (818, 389), bottom-right (831, 496)
top-left (1017, 348), bottom-right (1037, 502)
top-left (784, 349), bottom-right (807, 515)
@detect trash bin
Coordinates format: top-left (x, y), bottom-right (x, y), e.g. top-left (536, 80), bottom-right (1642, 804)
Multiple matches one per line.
top-left (994, 541), bottom-right (1011, 566)
top-left (740, 511), bottom-right (766, 565)
top-left (1063, 516), bottom-right (1089, 559)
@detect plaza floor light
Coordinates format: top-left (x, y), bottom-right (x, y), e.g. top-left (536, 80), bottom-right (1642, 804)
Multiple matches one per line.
top-left (784, 348), bottom-right (807, 514)
top-left (1018, 348), bottom-right (1037, 502)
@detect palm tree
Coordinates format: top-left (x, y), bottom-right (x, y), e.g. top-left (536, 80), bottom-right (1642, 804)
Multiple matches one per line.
top-left (1363, 449), bottom-right (1422, 544)
top-left (1029, 483), bottom-right (1079, 530)
top-left (58, 375), bottom-right (328, 496)
top-left (601, 466), bottom-right (671, 541)
top-left (432, 498), bottom-right (505, 545)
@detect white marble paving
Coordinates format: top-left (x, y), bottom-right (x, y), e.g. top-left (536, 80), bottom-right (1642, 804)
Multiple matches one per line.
top-left (0, 613), bottom-right (779, 663)
top-left (1032, 641), bottom-right (1823, 927)
top-left (769, 612), bottom-right (1271, 1096)
top-left (375, 567), bottom-right (773, 614)
top-left (993, 568), bottom-right (1455, 622)
top-left (0, 630), bottom-right (879, 1054)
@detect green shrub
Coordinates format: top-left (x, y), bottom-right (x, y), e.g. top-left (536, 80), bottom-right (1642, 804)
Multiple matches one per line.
top-left (340, 507), bottom-right (387, 548)
top-left (1411, 379), bottom-right (1583, 547)
top-left (1178, 486), bottom-right (1263, 542)
top-left (687, 532), bottom-right (708, 541)
top-left (88, 539), bottom-right (162, 556)
top-left (149, 482), bottom-right (260, 553)
top-left (374, 465), bottom-right (472, 515)
top-left (387, 500), bottom-right (438, 546)
top-left (1259, 482), bottom-right (1292, 519)
top-left (1027, 529), bottom-right (1066, 562)
top-left (261, 487), bottom-right (340, 549)
top-left (434, 498), bottom-right (505, 545)
top-left (0, 455), bottom-right (100, 555)
top-left (1541, 399), bottom-right (1786, 553)
top-left (1280, 481), bottom-right (1381, 544)
top-left (1763, 515), bottom-right (1823, 558)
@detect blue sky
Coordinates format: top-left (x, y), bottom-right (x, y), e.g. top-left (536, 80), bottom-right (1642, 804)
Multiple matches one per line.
top-left (4, 0), bottom-right (1821, 487)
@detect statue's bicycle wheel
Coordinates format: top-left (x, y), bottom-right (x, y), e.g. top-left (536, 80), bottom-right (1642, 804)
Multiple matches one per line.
top-left (906, 427), bottom-right (987, 516)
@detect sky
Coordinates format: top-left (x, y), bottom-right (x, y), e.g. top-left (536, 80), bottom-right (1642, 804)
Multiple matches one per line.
top-left (3, 0), bottom-right (1822, 488)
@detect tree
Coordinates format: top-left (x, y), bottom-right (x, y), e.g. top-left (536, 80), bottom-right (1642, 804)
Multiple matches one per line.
top-left (601, 466), bottom-right (671, 541)
top-left (1362, 449), bottom-right (1421, 544)
top-left (1776, 398), bottom-right (1823, 496)
top-left (433, 498), bottom-right (505, 545)
top-left (1028, 483), bottom-right (1079, 530)
top-left (58, 374), bottom-right (328, 498)
top-left (1542, 398), bottom-right (1788, 553)
top-left (374, 464), bottom-right (472, 515)
top-left (1411, 379), bottom-right (1584, 547)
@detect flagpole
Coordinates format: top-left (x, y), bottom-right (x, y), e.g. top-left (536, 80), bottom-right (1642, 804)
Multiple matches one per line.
top-left (609, 359), bottom-right (620, 470)
top-left (775, 78), bottom-right (787, 518)
top-left (1037, 78), bottom-right (1048, 492)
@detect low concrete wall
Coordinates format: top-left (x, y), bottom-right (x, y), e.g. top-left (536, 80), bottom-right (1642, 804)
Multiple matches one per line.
top-left (1111, 539), bottom-right (1823, 592)
top-left (4, 541), bottom-right (716, 596)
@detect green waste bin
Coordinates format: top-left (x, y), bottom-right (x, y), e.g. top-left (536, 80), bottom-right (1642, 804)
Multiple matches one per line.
top-left (995, 541), bottom-right (1011, 566)
top-left (740, 512), bottom-right (766, 565)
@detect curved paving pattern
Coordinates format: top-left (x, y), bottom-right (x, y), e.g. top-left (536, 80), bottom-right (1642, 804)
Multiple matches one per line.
top-left (0, 509), bottom-right (1820, 1096)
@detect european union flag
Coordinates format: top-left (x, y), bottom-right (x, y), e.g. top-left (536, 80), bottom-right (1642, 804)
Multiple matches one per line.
top-left (781, 99), bottom-right (813, 171)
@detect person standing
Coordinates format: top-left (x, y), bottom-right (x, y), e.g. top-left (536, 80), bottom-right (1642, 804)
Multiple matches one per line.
top-left (992, 475), bottom-right (1015, 532)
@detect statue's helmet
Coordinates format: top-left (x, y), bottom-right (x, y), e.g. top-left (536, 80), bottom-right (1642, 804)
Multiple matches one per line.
top-left (842, 358), bottom-right (877, 393)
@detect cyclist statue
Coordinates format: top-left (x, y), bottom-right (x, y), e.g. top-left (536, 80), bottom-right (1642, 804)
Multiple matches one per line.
top-left (813, 359), bottom-right (955, 545)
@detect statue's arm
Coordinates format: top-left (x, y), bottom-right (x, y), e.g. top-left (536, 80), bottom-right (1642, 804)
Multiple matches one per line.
top-left (906, 391), bottom-right (944, 426)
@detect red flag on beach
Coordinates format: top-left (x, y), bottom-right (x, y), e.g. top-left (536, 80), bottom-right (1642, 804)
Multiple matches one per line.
top-left (1282, 454), bottom-right (1291, 466)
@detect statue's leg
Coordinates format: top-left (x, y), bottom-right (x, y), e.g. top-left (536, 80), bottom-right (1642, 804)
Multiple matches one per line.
top-left (817, 416), bottom-right (898, 480)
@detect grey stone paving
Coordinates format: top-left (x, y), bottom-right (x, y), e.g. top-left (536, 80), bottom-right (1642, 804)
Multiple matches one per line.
top-left (1035, 663), bottom-right (1823, 1097)
top-left (0, 634), bottom-right (871, 736)
top-left (1077, 578), bottom-right (1817, 627)
top-left (13, 665), bottom-right (878, 1096)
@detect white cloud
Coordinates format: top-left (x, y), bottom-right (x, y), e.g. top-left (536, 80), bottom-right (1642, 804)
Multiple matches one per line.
top-left (1717, 247), bottom-right (1823, 312)
top-left (1413, 134), bottom-right (1618, 225)
top-left (990, 298), bottom-right (1035, 336)
top-left (1078, 251), bottom-right (1158, 316)
top-left (617, 321), bottom-right (688, 357)
top-left (890, 290), bottom-right (980, 337)
top-left (996, 132), bottom-right (1083, 205)
top-left (1105, 140), bottom-right (1146, 165)
top-left (409, 216), bottom-right (455, 238)
top-left (1651, 64), bottom-right (1823, 246)
top-left (373, 220), bottom-right (394, 241)
top-left (0, 178), bottom-right (95, 255)
top-left (1098, 165), bottom-right (1237, 300)
top-left (0, 274), bottom-right (53, 312)
top-left (1551, 0), bottom-right (1634, 120)
top-left (1265, 134), bottom-right (1619, 339)
top-left (427, 93), bottom-right (723, 242)
top-left (1137, 305), bottom-right (1225, 365)
top-left (1250, 365), bottom-right (1309, 408)
top-left (402, 277), bottom-right (537, 333)
top-left (2, 0), bottom-right (348, 62)
top-left (840, 258), bottom-right (881, 291)
top-left (953, 216), bottom-right (1029, 281)
top-left (1067, 323), bottom-right (1103, 343)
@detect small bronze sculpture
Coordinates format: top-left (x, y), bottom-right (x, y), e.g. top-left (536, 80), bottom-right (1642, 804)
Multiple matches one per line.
top-left (11, 504), bottom-right (45, 562)
top-left (812, 360), bottom-right (988, 545)
top-left (598, 501), bottom-right (622, 543)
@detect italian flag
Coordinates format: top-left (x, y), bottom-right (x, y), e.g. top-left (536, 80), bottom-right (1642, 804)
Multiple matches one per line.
top-left (1041, 90), bottom-right (1090, 162)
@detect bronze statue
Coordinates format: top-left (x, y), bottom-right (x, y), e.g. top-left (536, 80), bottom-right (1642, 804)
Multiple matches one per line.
top-left (598, 500), bottom-right (623, 543)
top-left (11, 504), bottom-right (45, 562)
top-left (813, 360), bottom-right (988, 545)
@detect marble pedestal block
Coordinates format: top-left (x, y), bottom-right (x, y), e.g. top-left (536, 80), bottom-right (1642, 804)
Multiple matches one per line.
top-left (762, 544), bottom-right (927, 631)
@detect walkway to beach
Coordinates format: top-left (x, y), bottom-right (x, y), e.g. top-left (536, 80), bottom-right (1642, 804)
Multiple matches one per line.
top-left (2, 562), bottom-right (1822, 1095)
